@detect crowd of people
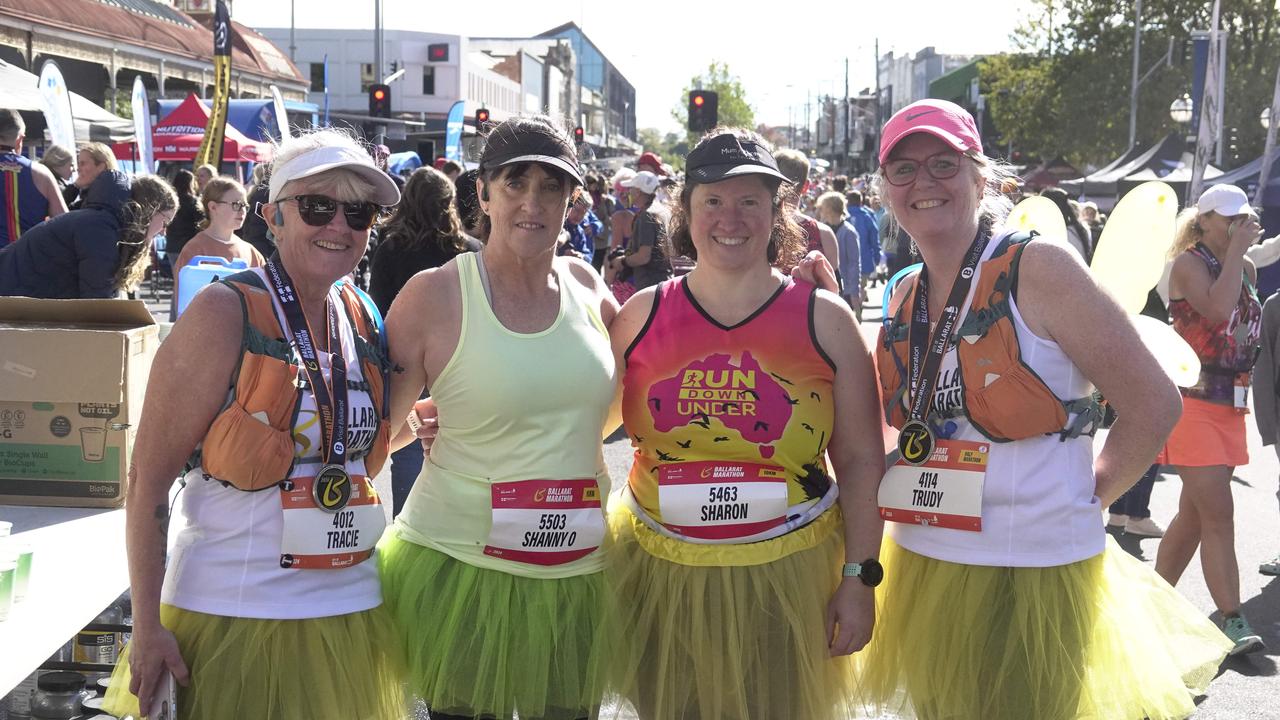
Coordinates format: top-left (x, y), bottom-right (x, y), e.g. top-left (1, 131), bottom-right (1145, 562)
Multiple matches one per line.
top-left (1, 95), bottom-right (1277, 720)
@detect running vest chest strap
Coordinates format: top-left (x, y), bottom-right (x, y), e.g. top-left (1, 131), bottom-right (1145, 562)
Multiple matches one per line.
top-left (876, 233), bottom-right (1099, 442)
top-left (190, 271), bottom-right (392, 490)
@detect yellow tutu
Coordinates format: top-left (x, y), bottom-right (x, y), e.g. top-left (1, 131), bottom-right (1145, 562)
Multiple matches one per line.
top-left (104, 604), bottom-right (407, 720)
top-left (858, 535), bottom-right (1231, 720)
top-left (607, 505), bottom-right (860, 720)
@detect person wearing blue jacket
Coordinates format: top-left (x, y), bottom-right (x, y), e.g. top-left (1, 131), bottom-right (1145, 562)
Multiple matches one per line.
top-left (846, 190), bottom-right (880, 302)
top-left (0, 170), bottom-right (176, 299)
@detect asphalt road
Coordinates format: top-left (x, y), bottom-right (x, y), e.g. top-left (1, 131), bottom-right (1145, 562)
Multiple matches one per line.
top-left (143, 282), bottom-right (1280, 718)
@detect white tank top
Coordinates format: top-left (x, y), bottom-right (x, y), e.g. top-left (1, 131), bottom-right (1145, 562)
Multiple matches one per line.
top-left (890, 240), bottom-right (1105, 568)
top-left (162, 269), bottom-right (383, 619)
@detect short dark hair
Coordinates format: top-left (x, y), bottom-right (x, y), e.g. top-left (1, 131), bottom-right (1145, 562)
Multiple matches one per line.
top-left (441, 160), bottom-right (462, 175)
top-left (667, 127), bottom-right (804, 266)
top-left (831, 175), bottom-right (848, 193)
top-left (0, 109), bottom-right (24, 146)
top-left (846, 189), bottom-right (863, 206)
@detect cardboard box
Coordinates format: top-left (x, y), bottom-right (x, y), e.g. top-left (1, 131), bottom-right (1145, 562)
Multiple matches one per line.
top-left (0, 298), bottom-right (158, 507)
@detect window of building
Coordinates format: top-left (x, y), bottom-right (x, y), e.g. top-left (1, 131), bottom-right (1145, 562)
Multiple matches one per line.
top-left (360, 63), bottom-right (376, 93)
top-left (422, 66), bottom-right (435, 96)
top-left (310, 63), bottom-right (325, 92)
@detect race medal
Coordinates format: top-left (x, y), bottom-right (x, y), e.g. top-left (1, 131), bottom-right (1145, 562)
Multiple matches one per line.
top-left (312, 464), bottom-right (353, 512)
top-left (897, 419), bottom-right (935, 466)
top-left (484, 479), bottom-right (605, 566)
top-left (280, 473), bottom-right (385, 569)
top-left (656, 460), bottom-right (788, 541)
top-left (879, 438), bottom-right (988, 532)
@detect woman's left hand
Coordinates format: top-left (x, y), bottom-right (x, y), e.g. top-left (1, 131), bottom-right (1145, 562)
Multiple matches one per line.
top-left (826, 578), bottom-right (875, 656)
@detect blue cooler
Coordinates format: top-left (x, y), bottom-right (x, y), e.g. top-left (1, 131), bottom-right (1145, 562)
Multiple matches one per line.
top-left (175, 256), bottom-right (250, 318)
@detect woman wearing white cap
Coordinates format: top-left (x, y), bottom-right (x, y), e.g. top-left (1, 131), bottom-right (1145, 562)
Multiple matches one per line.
top-left (608, 126), bottom-right (883, 719)
top-left (1156, 183), bottom-right (1266, 655)
top-left (105, 127), bottom-right (406, 720)
top-left (853, 99), bottom-right (1231, 719)
top-left (379, 115), bottom-right (618, 720)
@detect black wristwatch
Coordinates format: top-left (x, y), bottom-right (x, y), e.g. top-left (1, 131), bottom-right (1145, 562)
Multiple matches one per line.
top-left (842, 558), bottom-right (884, 587)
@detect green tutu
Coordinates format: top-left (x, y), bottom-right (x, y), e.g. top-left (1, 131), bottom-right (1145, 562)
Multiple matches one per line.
top-left (104, 603), bottom-right (407, 720)
top-left (377, 529), bottom-right (613, 719)
top-left (858, 535), bottom-right (1232, 720)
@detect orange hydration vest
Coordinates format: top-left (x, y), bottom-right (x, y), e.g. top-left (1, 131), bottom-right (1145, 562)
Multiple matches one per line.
top-left (190, 270), bottom-right (392, 491)
top-left (875, 233), bottom-right (1101, 443)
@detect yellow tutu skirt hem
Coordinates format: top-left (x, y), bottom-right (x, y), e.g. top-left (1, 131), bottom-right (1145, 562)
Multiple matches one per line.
top-left (607, 506), bottom-right (859, 720)
top-left (858, 535), bottom-right (1231, 720)
top-left (377, 530), bottom-right (613, 720)
top-left (103, 603), bottom-right (407, 720)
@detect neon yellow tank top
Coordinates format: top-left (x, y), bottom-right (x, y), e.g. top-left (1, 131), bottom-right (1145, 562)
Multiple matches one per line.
top-left (394, 253), bottom-right (617, 578)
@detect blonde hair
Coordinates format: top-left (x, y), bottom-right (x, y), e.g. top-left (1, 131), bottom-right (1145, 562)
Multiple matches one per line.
top-left (872, 149), bottom-right (1018, 243)
top-left (78, 143), bottom-right (118, 172)
top-left (1169, 207), bottom-right (1203, 259)
top-left (270, 127), bottom-right (378, 203)
top-left (195, 163), bottom-right (217, 179)
top-left (41, 145), bottom-right (74, 170)
top-left (816, 191), bottom-right (847, 219)
top-left (197, 177), bottom-right (246, 230)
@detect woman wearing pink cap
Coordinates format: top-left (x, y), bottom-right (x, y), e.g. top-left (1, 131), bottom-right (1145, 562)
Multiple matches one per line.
top-left (1156, 183), bottom-right (1266, 656)
top-left (856, 99), bottom-right (1231, 719)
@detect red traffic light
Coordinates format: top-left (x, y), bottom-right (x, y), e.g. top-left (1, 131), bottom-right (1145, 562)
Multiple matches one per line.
top-left (574, 126), bottom-right (585, 143)
top-left (368, 83), bottom-right (391, 118)
top-left (693, 95), bottom-right (705, 107)
top-left (373, 88), bottom-right (386, 101)
top-left (428, 43), bottom-right (449, 62)
top-left (476, 108), bottom-right (490, 124)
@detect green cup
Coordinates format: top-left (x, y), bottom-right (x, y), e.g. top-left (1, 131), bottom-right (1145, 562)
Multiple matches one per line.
top-left (13, 543), bottom-right (32, 602)
top-left (0, 560), bottom-right (15, 621)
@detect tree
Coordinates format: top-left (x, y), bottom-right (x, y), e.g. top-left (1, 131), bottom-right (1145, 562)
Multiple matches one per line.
top-left (638, 127), bottom-right (690, 172)
top-left (672, 61), bottom-right (755, 144)
top-left (981, 0), bottom-right (1280, 169)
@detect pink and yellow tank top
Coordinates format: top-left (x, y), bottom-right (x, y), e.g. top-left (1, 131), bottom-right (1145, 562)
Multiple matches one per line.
top-left (1170, 243), bottom-right (1262, 405)
top-left (622, 275), bottom-right (838, 554)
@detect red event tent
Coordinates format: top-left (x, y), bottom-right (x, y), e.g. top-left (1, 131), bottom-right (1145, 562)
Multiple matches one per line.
top-left (115, 92), bottom-right (272, 163)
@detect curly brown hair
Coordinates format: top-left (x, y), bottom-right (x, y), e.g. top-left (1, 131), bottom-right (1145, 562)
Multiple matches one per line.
top-left (666, 127), bottom-right (805, 267)
top-left (379, 166), bottom-right (466, 254)
top-left (115, 175), bottom-right (178, 291)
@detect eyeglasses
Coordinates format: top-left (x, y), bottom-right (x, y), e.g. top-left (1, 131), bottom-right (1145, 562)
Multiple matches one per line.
top-left (277, 194), bottom-right (384, 231)
top-left (881, 151), bottom-right (967, 187)
top-left (214, 200), bottom-right (250, 211)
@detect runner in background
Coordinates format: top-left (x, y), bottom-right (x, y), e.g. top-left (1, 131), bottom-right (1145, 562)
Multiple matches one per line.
top-left (103, 128), bottom-right (405, 720)
top-left (856, 99), bottom-right (1232, 720)
top-left (1157, 184), bottom-right (1267, 655)
top-left (774, 148), bottom-right (841, 277)
top-left (379, 115), bottom-right (618, 720)
top-left (608, 127), bottom-right (882, 720)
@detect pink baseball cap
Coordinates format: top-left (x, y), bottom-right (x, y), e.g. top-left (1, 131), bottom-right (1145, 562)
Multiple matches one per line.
top-left (879, 99), bottom-right (982, 165)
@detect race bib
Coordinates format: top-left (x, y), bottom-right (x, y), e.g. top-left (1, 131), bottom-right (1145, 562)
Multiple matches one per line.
top-left (279, 474), bottom-right (385, 569)
top-left (657, 460), bottom-right (788, 541)
top-left (484, 479), bottom-right (605, 566)
top-left (879, 438), bottom-right (987, 532)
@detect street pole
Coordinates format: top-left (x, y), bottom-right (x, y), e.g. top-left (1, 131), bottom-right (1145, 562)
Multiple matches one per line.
top-left (374, 0), bottom-right (383, 92)
top-left (289, 0), bottom-right (296, 62)
top-left (1128, 0), bottom-right (1142, 150)
top-left (873, 38), bottom-right (882, 169)
top-left (844, 57), bottom-right (850, 173)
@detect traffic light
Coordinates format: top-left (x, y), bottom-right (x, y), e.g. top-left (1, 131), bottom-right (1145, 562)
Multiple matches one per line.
top-left (428, 43), bottom-right (449, 62)
top-left (368, 84), bottom-right (391, 118)
top-left (475, 108), bottom-right (490, 131)
top-left (574, 126), bottom-right (585, 144)
top-left (688, 90), bottom-right (719, 132)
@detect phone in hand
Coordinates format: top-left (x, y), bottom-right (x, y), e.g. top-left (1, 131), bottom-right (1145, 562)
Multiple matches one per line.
top-left (147, 671), bottom-right (178, 720)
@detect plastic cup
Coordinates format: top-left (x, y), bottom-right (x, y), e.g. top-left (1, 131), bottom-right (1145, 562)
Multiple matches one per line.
top-left (0, 561), bottom-right (16, 621)
top-left (0, 520), bottom-right (11, 538)
top-left (13, 543), bottom-right (32, 602)
top-left (80, 426), bottom-right (107, 462)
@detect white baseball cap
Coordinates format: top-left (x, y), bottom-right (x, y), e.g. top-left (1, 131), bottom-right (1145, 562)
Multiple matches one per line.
top-left (1197, 184), bottom-right (1254, 218)
top-left (621, 170), bottom-right (660, 195)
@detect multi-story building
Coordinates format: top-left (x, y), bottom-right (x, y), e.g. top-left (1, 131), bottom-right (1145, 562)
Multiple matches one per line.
top-left (877, 46), bottom-right (973, 118)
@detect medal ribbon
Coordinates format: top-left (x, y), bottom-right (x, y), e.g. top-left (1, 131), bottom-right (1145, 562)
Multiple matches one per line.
top-left (905, 230), bottom-right (989, 423)
top-left (264, 256), bottom-right (347, 470)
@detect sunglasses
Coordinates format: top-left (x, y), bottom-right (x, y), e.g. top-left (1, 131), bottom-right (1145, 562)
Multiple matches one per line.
top-left (277, 194), bottom-right (384, 231)
top-left (214, 200), bottom-right (250, 211)
top-left (881, 151), bottom-right (966, 187)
